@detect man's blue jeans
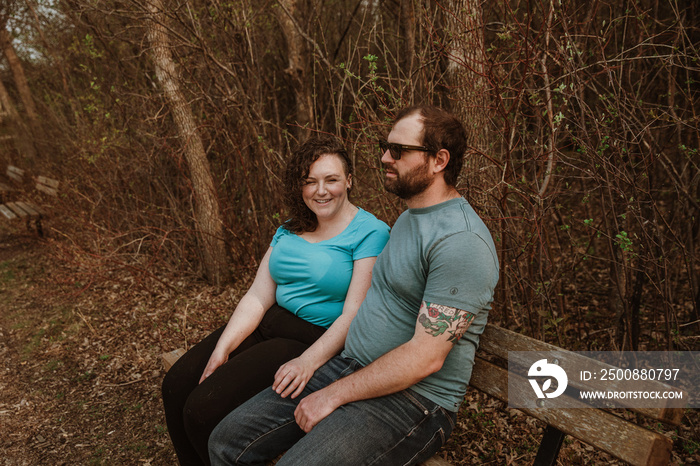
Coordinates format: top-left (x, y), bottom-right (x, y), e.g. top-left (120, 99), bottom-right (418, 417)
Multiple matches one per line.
top-left (208, 355), bottom-right (457, 466)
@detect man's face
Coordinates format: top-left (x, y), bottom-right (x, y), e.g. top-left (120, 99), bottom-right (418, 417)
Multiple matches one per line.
top-left (381, 114), bottom-right (433, 200)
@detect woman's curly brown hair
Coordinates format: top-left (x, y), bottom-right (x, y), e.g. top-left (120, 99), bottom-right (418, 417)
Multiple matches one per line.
top-left (282, 136), bottom-right (352, 233)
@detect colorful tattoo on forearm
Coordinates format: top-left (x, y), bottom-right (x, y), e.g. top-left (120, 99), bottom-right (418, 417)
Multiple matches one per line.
top-left (418, 301), bottom-right (475, 343)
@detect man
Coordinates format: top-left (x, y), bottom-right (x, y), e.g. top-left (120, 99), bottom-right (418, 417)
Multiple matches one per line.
top-left (209, 105), bottom-right (499, 465)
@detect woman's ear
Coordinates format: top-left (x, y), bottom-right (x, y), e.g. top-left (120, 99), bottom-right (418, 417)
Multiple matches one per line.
top-left (346, 173), bottom-right (353, 190)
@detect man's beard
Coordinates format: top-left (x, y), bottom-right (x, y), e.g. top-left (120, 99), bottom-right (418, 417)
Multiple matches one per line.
top-left (384, 158), bottom-right (432, 200)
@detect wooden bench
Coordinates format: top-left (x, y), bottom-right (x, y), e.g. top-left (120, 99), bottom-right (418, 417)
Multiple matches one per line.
top-left (426, 324), bottom-right (684, 466)
top-left (161, 325), bottom-right (684, 466)
top-left (0, 165), bottom-right (23, 202)
top-left (162, 348), bottom-right (186, 372)
top-left (0, 172), bottom-right (59, 236)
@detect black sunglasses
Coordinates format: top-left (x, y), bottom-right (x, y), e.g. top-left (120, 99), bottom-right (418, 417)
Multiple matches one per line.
top-left (378, 139), bottom-right (435, 160)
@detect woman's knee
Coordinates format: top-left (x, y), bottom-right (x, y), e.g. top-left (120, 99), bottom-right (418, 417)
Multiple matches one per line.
top-left (182, 387), bottom-right (219, 434)
top-left (162, 362), bottom-right (190, 405)
top-left (163, 327), bottom-right (226, 400)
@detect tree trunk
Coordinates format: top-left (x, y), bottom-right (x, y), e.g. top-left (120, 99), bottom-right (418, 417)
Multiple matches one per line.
top-left (0, 27), bottom-right (41, 139)
top-left (445, 0), bottom-right (493, 205)
top-left (400, 0), bottom-right (417, 75)
top-left (275, 0), bottom-right (314, 132)
top-left (0, 77), bottom-right (37, 160)
top-left (0, 26), bottom-right (40, 158)
top-left (145, 0), bottom-right (230, 286)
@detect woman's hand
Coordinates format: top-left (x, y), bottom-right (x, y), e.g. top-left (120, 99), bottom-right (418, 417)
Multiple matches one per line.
top-left (273, 356), bottom-right (316, 399)
top-left (199, 350), bottom-right (228, 384)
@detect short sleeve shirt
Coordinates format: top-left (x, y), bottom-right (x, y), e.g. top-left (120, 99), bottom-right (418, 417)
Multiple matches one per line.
top-left (342, 198), bottom-right (499, 410)
top-left (269, 209), bottom-right (390, 328)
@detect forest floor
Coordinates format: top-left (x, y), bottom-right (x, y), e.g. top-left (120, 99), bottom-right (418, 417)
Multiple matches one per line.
top-left (1, 221), bottom-right (698, 465)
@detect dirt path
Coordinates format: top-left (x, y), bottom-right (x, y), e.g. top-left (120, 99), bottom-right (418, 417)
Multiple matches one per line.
top-left (0, 230), bottom-right (226, 465)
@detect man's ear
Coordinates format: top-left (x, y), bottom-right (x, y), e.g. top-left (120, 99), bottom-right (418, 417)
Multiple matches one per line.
top-left (432, 149), bottom-right (451, 175)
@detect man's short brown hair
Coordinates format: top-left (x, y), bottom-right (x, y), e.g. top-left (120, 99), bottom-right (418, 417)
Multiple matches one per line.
top-left (394, 106), bottom-right (467, 187)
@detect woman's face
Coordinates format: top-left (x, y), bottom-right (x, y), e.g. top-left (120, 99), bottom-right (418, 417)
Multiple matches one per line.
top-left (301, 154), bottom-right (352, 223)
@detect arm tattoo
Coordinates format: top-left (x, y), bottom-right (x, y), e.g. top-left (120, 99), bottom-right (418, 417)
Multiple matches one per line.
top-left (418, 301), bottom-right (475, 343)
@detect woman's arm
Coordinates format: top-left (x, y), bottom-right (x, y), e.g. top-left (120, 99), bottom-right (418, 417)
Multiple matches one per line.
top-left (199, 247), bottom-right (277, 383)
top-left (272, 256), bottom-right (377, 398)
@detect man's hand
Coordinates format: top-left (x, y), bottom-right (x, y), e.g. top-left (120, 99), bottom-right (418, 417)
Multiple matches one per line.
top-left (293, 388), bottom-right (341, 433)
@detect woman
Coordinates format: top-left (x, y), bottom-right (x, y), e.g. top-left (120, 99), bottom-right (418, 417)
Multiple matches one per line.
top-left (161, 136), bottom-right (390, 466)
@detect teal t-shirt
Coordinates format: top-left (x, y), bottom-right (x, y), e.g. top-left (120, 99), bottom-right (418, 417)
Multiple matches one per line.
top-left (269, 209), bottom-right (390, 328)
top-left (342, 197), bottom-right (499, 411)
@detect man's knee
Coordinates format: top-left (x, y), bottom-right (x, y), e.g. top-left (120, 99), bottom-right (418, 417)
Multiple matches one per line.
top-left (208, 419), bottom-right (242, 466)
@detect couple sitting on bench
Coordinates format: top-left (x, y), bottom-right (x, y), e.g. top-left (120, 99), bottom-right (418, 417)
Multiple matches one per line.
top-left (162, 105), bottom-right (499, 466)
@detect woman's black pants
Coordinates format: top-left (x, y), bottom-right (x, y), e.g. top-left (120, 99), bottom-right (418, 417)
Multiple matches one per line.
top-left (161, 304), bottom-right (327, 465)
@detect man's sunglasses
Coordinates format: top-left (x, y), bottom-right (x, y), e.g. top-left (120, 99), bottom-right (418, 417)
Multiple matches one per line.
top-left (378, 139), bottom-right (436, 160)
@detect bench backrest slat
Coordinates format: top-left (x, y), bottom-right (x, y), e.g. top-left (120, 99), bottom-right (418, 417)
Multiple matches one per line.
top-left (35, 176), bottom-right (59, 197)
top-left (7, 165), bottom-right (24, 182)
top-left (478, 324), bottom-right (685, 425)
top-left (37, 176), bottom-right (60, 189)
